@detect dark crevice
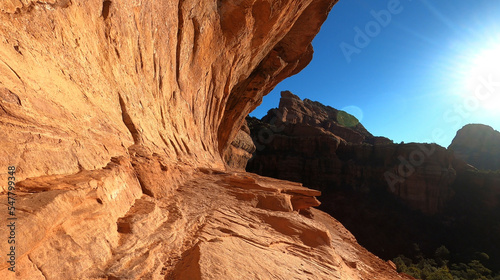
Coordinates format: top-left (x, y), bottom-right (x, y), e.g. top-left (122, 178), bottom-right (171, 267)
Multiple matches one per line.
top-left (192, 18), bottom-right (200, 57)
top-left (137, 38), bottom-right (144, 70)
top-left (28, 254), bottom-right (48, 280)
top-left (114, 47), bottom-right (120, 59)
top-left (118, 93), bottom-right (141, 144)
top-left (169, 139), bottom-right (180, 157)
top-left (136, 176), bottom-right (154, 197)
top-left (181, 139), bottom-right (191, 154)
top-left (175, 1), bottom-right (184, 89)
top-left (159, 106), bottom-right (166, 128)
top-left (158, 66), bottom-right (164, 91)
top-left (102, 0), bottom-right (112, 20)
top-left (13, 45), bottom-right (22, 55)
top-left (173, 135), bottom-right (185, 153)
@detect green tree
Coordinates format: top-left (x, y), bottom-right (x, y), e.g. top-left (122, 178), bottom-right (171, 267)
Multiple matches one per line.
top-left (405, 266), bottom-right (422, 279)
top-left (468, 260), bottom-right (492, 277)
top-left (434, 246), bottom-right (450, 266)
top-left (427, 268), bottom-right (453, 280)
top-left (393, 256), bottom-right (409, 273)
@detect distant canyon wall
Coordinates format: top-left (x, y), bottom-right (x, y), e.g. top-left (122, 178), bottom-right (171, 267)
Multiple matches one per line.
top-left (247, 91), bottom-right (458, 215)
top-left (246, 92), bottom-right (500, 265)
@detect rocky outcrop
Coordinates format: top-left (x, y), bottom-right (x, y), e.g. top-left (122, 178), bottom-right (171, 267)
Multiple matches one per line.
top-left (2, 158), bottom-right (414, 279)
top-left (248, 91), bottom-right (456, 215)
top-left (268, 90), bottom-right (389, 144)
top-left (449, 124), bottom-right (500, 171)
top-left (223, 121), bottom-right (256, 170)
top-left (0, 0), bottom-right (341, 187)
top-left (247, 92), bottom-right (500, 271)
top-left (0, 1), bottom-right (414, 279)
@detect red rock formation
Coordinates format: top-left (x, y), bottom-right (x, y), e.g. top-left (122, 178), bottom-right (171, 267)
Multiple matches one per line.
top-left (223, 121), bottom-right (256, 170)
top-left (248, 91), bottom-right (456, 215)
top-left (247, 92), bottom-right (500, 269)
top-left (0, 1), bottom-right (413, 279)
top-left (272, 90), bottom-right (378, 144)
top-left (3, 161), bottom-right (415, 279)
top-left (449, 124), bottom-right (500, 171)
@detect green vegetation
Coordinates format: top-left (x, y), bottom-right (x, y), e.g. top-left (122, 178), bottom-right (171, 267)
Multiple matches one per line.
top-left (393, 245), bottom-right (500, 280)
top-left (336, 110), bottom-right (360, 127)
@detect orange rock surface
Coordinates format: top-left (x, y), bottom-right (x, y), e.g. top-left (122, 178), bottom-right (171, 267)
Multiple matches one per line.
top-left (0, 0), bottom-right (413, 279)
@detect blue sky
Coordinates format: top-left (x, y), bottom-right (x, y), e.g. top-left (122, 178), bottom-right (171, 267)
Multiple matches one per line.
top-left (250, 0), bottom-right (500, 147)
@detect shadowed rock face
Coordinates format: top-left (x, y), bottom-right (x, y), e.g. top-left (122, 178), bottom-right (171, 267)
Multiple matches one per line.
top-left (247, 91), bottom-right (457, 215)
top-left (0, 1), bottom-right (414, 279)
top-left (449, 124), bottom-right (500, 171)
top-left (247, 92), bottom-right (500, 271)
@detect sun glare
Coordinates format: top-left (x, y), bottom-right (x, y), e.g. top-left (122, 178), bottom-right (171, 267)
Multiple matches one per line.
top-left (455, 40), bottom-right (500, 114)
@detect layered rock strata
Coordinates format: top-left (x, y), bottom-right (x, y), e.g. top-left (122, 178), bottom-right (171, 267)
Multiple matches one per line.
top-left (223, 121), bottom-right (256, 170)
top-left (0, 157), bottom-right (412, 279)
top-left (0, 0), bottom-right (413, 279)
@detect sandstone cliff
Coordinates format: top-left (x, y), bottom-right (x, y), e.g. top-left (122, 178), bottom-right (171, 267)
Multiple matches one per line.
top-left (0, 1), bottom-right (412, 279)
top-left (223, 121), bottom-right (256, 170)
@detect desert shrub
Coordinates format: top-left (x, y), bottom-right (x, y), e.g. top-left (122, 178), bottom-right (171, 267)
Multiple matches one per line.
top-left (426, 268), bottom-right (453, 280)
top-left (393, 246), bottom-right (499, 280)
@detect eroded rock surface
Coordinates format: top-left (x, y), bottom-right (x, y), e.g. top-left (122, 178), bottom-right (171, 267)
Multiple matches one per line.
top-left (0, 0), bottom-right (414, 279)
top-left (0, 0), bottom-right (339, 186)
top-left (224, 121), bottom-right (256, 170)
top-left (1, 161), bottom-right (412, 279)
